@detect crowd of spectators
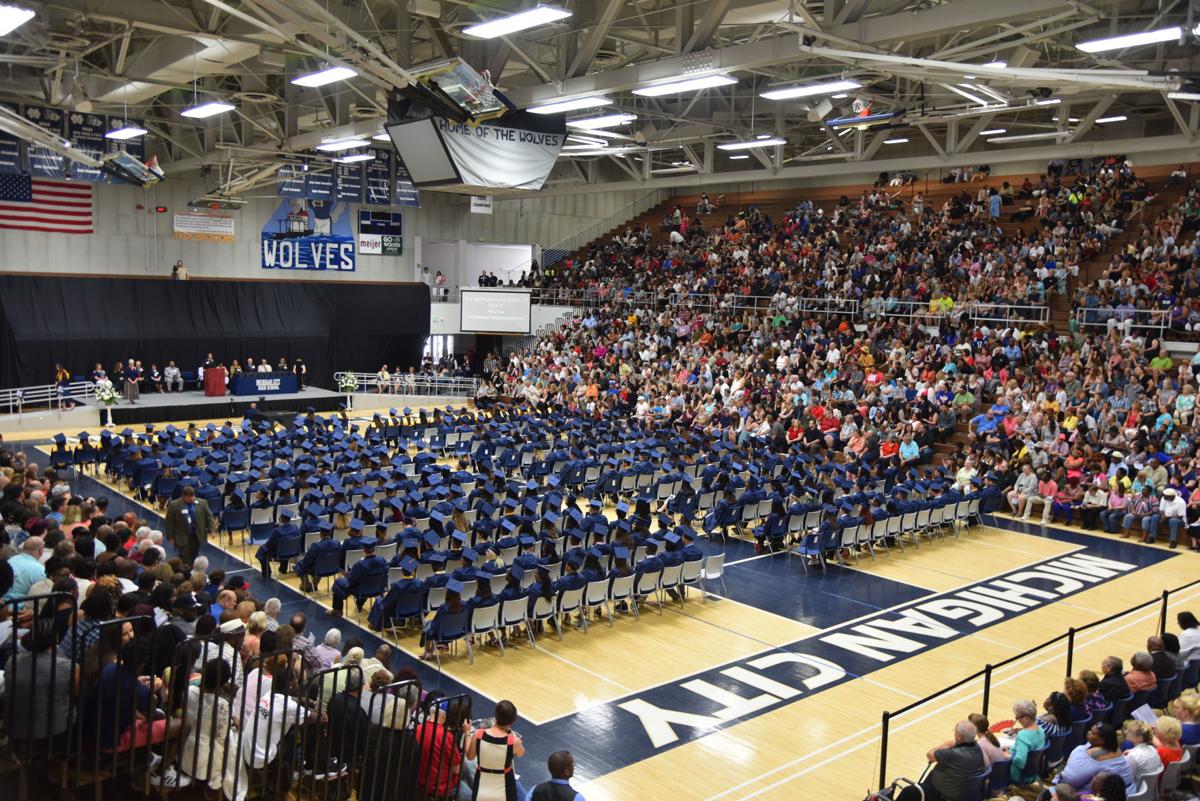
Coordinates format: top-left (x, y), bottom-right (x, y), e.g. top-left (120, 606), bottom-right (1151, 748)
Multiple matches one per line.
top-left (0, 441), bottom-right (589, 801)
top-left (918, 624), bottom-right (1200, 801)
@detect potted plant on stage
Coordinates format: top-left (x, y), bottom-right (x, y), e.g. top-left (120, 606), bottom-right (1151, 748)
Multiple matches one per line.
top-left (94, 379), bottom-right (119, 427)
top-left (338, 373), bottom-right (359, 411)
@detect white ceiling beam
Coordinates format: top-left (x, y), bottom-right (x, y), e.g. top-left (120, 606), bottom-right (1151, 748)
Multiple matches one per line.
top-left (1066, 96), bottom-right (1115, 143)
top-left (568, 0), bottom-right (627, 77)
top-left (684, 0), bottom-right (734, 53)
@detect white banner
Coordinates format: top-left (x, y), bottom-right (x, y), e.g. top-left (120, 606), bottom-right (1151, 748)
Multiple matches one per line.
top-left (358, 233), bottom-right (382, 254)
top-left (435, 118), bottom-right (562, 191)
top-left (174, 212), bottom-right (235, 242)
top-left (470, 195), bottom-right (494, 214)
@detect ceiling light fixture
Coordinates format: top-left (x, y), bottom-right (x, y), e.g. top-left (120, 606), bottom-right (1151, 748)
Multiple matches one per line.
top-left (944, 84), bottom-right (989, 106)
top-left (1034, 98), bottom-right (1062, 105)
top-left (566, 134), bottom-right (606, 146)
top-left (1094, 115), bottom-right (1128, 123)
top-left (986, 131), bottom-right (1071, 143)
top-left (528, 96), bottom-right (611, 114)
top-left (371, 131), bottom-right (390, 141)
top-left (335, 152), bottom-right (375, 163)
top-left (760, 79), bottom-right (861, 100)
top-left (981, 60), bottom-right (1007, 69)
top-left (652, 165), bottom-right (697, 174)
top-left (0, 4), bottom-right (35, 36)
top-left (1076, 26), bottom-right (1181, 53)
top-left (315, 138), bottom-right (371, 151)
top-left (979, 128), bottom-right (1006, 135)
top-left (105, 124), bottom-right (147, 140)
top-left (1167, 91), bottom-right (1200, 101)
top-left (728, 154), bottom-right (750, 160)
top-left (566, 113), bottom-right (636, 129)
top-left (717, 137), bottom-right (786, 150)
top-left (292, 65), bottom-right (357, 87)
top-left (884, 137), bottom-right (908, 144)
top-left (463, 5), bottom-right (571, 38)
top-left (634, 74), bottom-right (737, 97)
top-left (831, 93), bottom-right (849, 99)
top-left (181, 100), bottom-right (235, 119)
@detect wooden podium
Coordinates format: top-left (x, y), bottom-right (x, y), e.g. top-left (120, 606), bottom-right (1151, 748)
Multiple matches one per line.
top-left (204, 367), bottom-right (227, 397)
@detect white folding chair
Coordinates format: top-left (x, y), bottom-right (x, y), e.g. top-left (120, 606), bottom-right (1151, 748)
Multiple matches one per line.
top-left (699, 553), bottom-right (726, 600)
top-left (583, 579), bottom-right (613, 626)
top-left (424, 585), bottom-right (447, 614)
top-left (344, 548), bottom-right (365, 571)
top-left (608, 574), bottom-right (638, 620)
top-left (499, 598), bottom-right (530, 644)
top-left (557, 587), bottom-right (586, 637)
top-left (375, 542), bottom-right (398, 562)
top-left (529, 595), bottom-right (560, 642)
top-left (658, 563), bottom-right (684, 608)
top-left (679, 559), bottom-right (704, 604)
top-left (466, 604), bottom-right (502, 663)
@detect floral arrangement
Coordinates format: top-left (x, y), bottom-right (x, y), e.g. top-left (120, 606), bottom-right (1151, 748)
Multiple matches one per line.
top-left (337, 374), bottom-right (360, 393)
top-left (94, 379), bottom-right (119, 406)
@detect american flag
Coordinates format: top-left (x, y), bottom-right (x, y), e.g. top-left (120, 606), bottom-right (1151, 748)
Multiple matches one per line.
top-left (0, 175), bottom-right (94, 234)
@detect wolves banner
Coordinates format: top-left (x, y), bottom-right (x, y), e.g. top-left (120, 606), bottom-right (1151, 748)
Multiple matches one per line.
top-left (261, 198), bottom-right (355, 272)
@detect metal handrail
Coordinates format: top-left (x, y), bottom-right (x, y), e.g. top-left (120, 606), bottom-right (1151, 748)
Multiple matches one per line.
top-left (1074, 306), bottom-right (1173, 340)
top-left (1, 380), bottom-right (96, 415)
top-left (333, 371), bottom-right (479, 398)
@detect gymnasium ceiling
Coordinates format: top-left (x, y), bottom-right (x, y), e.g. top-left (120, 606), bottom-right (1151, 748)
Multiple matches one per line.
top-left (0, 0), bottom-right (1197, 196)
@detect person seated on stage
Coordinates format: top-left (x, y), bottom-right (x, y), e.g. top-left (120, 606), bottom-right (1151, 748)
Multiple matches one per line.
top-left (327, 537), bottom-right (389, 618)
top-left (277, 357), bottom-right (288, 372)
top-left (256, 509), bottom-right (301, 581)
top-left (294, 522), bottom-right (340, 593)
top-left (257, 358), bottom-right (271, 374)
top-left (148, 364), bottom-right (164, 393)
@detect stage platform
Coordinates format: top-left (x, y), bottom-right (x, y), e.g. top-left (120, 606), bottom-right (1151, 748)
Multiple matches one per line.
top-left (85, 386), bottom-right (344, 426)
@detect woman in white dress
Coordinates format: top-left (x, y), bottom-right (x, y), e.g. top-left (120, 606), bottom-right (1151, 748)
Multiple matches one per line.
top-left (179, 659), bottom-right (247, 798)
top-left (464, 700), bottom-right (526, 801)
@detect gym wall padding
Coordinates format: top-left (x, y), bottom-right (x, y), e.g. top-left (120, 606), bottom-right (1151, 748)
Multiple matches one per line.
top-left (0, 275), bottom-right (431, 388)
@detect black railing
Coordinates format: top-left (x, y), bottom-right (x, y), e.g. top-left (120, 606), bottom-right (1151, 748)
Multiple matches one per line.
top-left (876, 577), bottom-right (1200, 790)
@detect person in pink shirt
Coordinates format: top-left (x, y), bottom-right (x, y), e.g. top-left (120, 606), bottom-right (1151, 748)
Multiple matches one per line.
top-left (1023, 471), bottom-right (1058, 523)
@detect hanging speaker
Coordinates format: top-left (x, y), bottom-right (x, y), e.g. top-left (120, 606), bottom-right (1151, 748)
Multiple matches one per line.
top-left (807, 98), bottom-right (833, 122)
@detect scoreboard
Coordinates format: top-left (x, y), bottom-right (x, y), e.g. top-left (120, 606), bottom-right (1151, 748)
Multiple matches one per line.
top-left (357, 210), bottom-right (403, 256)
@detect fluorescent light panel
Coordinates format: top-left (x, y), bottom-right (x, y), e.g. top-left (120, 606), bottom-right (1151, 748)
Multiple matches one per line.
top-left (315, 138), bottom-right (370, 151)
top-left (105, 125), bottom-right (147, 140)
top-left (1094, 115), bottom-right (1127, 123)
top-left (633, 74), bottom-right (736, 97)
top-left (987, 131), bottom-right (1070, 143)
top-left (982, 60), bottom-right (1007, 69)
top-left (652, 166), bottom-right (697, 174)
top-left (528, 96), bottom-right (611, 114)
top-left (292, 65), bottom-right (357, 87)
top-left (979, 128), bottom-right (1006, 135)
top-left (371, 132), bottom-right (390, 141)
top-left (1167, 92), bottom-right (1200, 101)
top-left (335, 152), bottom-right (375, 163)
top-left (1076, 26), bottom-right (1181, 53)
top-left (1035, 98), bottom-right (1061, 105)
top-left (884, 138), bottom-right (908, 144)
top-left (566, 113), bottom-right (636, 129)
top-left (181, 100), bottom-right (235, 119)
top-left (717, 137), bottom-right (785, 150)
top-left (760, 79), bottom-right (861, 100)
top-left (463, 5), bottom-right (571, 39)
top-left (0, 4), bottom-right (35, 36)
top-left (945, 84), bottom-right (989, 106)
top-left (566, 134), bottom-right (606, 146)
top-left (728, 155), bottom-right (750, 160)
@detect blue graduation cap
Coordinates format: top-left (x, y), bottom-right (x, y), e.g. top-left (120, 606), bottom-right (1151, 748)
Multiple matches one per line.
top-left (462, 547), bottom-right (479, 562)
top-left (502, 519), bottom-right (518, 533)
top-left (565, 552), bottom-right (583, 569)
top-left (53, 433), bottom-right (66, 445)
top-left (349, 518), bottom-right (365, 532)
top-left (317, 520), bottom-right (334, 532)
top-left (544, 510), bottom-right (560, 526)
top-left (547, 475), bottom-right (561, 488)
top-left (663, 532), bottom-right (682, 544)
top-left (399, 556), bottom-right (418, 573)
top-left (361, 536), bottom-right (379, 550)
top-left (613, 546), bottom-right (631, 560)
top-left (503, 497), bottom-right (520, 509)
top-left (333, 501), bottom-right (352, 515)
top-left (517, 533), bottom-right (535, 546)
top-left (359, 498), bottom-right (377, 512)
top-left (586, 546), bottom-right (604, 559)
top-left (509, 565), bottom-right (525, 581)
top-left (675, 524), bottom-right (696, 539)
top-left (427, 551), bottom-right (448, 565)
top-left (278, 508), bottom-right (294, 520)
top-left (422, 530), bottom-right (441, 547)
top-left (429, 509), bottom-right (447, 524)
top-left (453, 498), bottom-right (469, 512)
top-left (615, 501), bottom-right (630, 514)
top-left (445, 578), bottom-right (465, 594)
top-left (402, 407), bottom-right (413, 416)
top-left (567, 508), bottom-right (583, 525)
top-left (402, 536), bottom-right (420, 549)
top-left (588, 498), bottom-right (602, 508)
top-left (451, 529), bottom-right (468, 543)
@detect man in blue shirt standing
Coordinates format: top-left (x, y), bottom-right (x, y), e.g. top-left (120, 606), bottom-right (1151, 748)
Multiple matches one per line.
top-left (529, 751), bottom-right (586, 801)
